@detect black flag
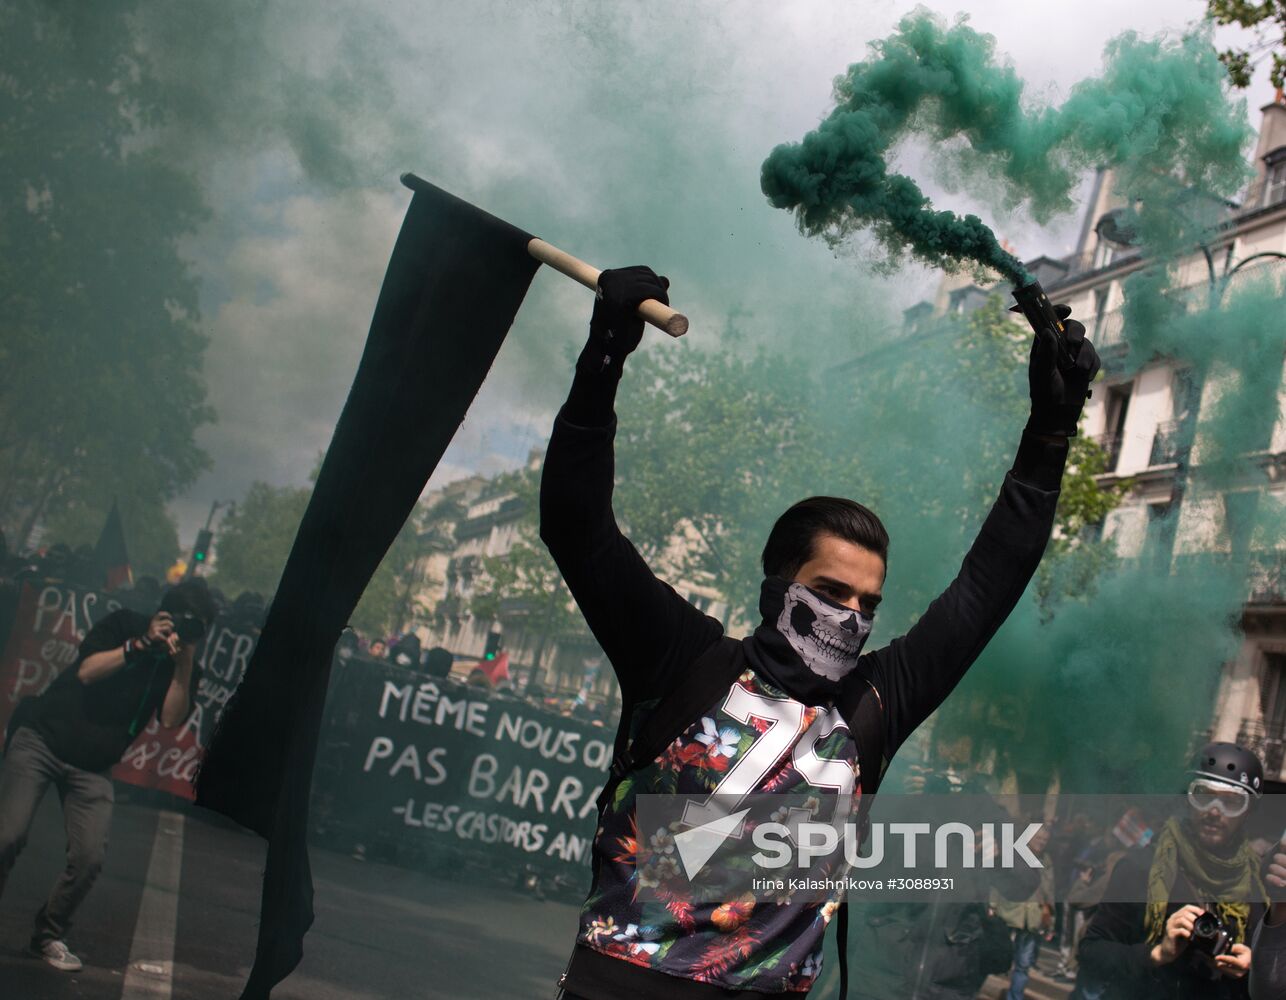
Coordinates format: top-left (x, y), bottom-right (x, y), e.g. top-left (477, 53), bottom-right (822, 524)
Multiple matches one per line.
top-left (195, 175), bottom-right (541, 998)
top-left (93, 497), bottom-right (132, 590)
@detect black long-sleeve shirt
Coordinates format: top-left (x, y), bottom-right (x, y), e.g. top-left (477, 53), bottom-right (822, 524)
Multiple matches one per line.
top-left (540, 364), bottom-right (1067, 998)
top-left (17, 609), bottom-right (176, 771)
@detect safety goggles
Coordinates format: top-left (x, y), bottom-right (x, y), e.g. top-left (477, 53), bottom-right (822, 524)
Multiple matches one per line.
top-left (1187, 778), bottom-right (1251, 818)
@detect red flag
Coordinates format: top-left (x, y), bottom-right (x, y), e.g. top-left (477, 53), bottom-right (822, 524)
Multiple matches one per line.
top-left (477, 649), bottom-right (511, 686)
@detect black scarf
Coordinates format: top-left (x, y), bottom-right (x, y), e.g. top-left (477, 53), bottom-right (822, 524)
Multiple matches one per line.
top-left (743, 576), bottom-right (873, 706)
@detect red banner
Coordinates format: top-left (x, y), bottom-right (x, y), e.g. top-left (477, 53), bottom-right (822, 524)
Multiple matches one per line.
top-left (0, 581), bottom-right (256, 799)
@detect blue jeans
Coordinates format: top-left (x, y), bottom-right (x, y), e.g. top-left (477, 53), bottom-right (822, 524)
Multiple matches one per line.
top-left (1007, 929), bottom-right (1040, 1000)
top-left (0, 727), bottom-right (115, 945)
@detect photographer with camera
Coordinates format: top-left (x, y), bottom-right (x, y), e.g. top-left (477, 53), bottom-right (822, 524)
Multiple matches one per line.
top-left (1079, 743), bottom-right (1268, 998)
top-left (0, 579), bottom-right (213, 972)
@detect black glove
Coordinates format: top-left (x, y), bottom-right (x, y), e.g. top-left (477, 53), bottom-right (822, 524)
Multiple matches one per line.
top-left (1026, 304), bottom-right (1101, 437)
top-left (577, 266), bottom-right (669, 376)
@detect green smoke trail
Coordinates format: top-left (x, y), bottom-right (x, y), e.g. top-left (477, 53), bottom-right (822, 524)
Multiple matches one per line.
top-left (756, 13), bottom-right (1278, 796)
top-left (941, 271), bottom-right (1286, 794)
top-left (760, 10), bottom-right (1250, 286)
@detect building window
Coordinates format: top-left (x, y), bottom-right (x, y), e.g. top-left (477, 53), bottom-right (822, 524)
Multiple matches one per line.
top-left (1263, 652), bottom-right (1286, 737)
top-left (1150, 368), bottom-right (1201, 466)
top-left (1265, 157), bottom-right (1286, 209)
top-left (1224, 491), bottom-right (1261, 559)
top-left (1141, 502), bottom-right (1176, 574)
top-left (1096, 383), bottom-right (1131, 470)
top-left (1092, 239), bottom-right (1117, 271)
top-left (1092, 286), bottom-right (1110, 340)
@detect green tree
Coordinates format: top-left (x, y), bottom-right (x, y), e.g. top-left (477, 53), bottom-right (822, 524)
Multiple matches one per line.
top-left (209, 482), bottom-right (310, 598)
top-left (42, 492), bottom-right (181, 582)
top-left (465, 469), bottom-right (588, 685)
top-left (612, 296), bottom-right (1124, 627)
top-left (350, 522), bottom-right (421, 640)
top-left (0, 2), bottom-right (213, 553)
top-left (211, 478), bottom-right (420, 639)
top-left (613, 345), bottom-right (829, 625)
top-left (1208, 0), bottom-right (1286, 89)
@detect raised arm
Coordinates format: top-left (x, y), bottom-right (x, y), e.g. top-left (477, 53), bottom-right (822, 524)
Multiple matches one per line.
top-left (857, 303), bottom-right (1100, 752)
top-left (540, 268), bottom-right (721, 704)
top-left (79, 611), bottom-right (175, 683)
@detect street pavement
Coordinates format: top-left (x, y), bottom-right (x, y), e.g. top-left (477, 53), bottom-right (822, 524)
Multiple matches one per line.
top-left (0, 792), bottom-right (1072, 999)
top-left (1, 792), bottom-right (581, 999)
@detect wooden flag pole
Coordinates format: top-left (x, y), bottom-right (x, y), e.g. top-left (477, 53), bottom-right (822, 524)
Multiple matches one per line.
top-left (527, 238), bottom-right (689, 338)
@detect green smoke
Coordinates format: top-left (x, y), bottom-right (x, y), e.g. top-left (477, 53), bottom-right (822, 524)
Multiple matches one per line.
top-left (760, 10), bottom-right (1250, 286)
top-left (938, 268), bottom-right (1286, 793)
top-left (756, 9), bottom-right (1284, 794)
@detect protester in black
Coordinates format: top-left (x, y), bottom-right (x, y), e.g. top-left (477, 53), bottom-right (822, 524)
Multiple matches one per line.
top-left (1078, 742), bottom-right (1267, 998)
top-left (1253, 845), bottom-right (1286, 997)
top-left (541, 267), bottom-right (1099, 998)
top-left (0, 579), bottom-right (212, 972)
top-left (850, 766), bottom-right (1040, 1000)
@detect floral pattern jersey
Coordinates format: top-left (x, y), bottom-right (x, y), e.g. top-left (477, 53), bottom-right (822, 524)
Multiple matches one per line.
top-left (577, 665), bottom-right (859, 994)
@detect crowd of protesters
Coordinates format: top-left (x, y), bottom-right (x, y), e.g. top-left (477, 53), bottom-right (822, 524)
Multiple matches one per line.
top-left (871, 741), bottom-right (1286, 999)
top-left (5, 532), bottom-right (1284, 994)
top-left (0, 531), bottom-right (613, 726)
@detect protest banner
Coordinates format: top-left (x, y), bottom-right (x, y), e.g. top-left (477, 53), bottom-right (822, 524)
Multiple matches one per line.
top-left (0, 580), bottom-right (258, 799)
top-left (313, 656), bottom-right (609, 882)
top-left (0, 580), bottom-right (611, 885)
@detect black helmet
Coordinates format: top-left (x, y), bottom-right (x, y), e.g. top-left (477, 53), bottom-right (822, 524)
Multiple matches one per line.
top-left (1190, 742), bottom-right (1263, 798)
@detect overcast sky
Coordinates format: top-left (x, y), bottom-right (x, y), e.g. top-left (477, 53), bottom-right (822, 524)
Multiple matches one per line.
top-left (169, 0), bottom-right (1281, 542)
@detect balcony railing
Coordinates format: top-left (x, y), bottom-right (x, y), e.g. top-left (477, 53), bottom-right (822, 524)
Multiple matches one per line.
top-left (1249, 551), bottom-right (1286, 605)
top-left (1234, 717), bottom-right (1286, 777)
top-left (1093, 432), bottom-right (1123, 472)
top-left (1148, 420), bottom-right (1190, 467)
top-left (1091, 308), bottom-right (1127, 348)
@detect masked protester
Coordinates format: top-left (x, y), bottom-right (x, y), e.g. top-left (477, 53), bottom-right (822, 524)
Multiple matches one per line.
top-left (0, 579), bottom-right (213, 972)
top-left (540, 267), bottom-right (1099, 999)
top-left (1079, 743), bottom-right (1269, 998)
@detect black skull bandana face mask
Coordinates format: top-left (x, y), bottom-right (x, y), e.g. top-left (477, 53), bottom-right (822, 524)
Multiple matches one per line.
top-left (745, 577), bottom-right (874, 703)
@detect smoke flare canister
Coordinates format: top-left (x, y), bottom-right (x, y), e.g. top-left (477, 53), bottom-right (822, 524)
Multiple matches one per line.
top-left (1011, 278), bottom-right (1094, 409)
top-left (1011, 279), bottom-right (1066, 338)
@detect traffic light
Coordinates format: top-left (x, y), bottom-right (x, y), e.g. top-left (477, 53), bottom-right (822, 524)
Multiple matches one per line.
top-left (484, 630), bottom-right (503, 661)
top-left (192, 529), bottom-right (213, 565)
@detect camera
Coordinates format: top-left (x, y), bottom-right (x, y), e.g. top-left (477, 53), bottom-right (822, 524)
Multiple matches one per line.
top-left (173, 613), bottom-right (208, 644)
top-left (1188, 910), bottom-right (1231, 962)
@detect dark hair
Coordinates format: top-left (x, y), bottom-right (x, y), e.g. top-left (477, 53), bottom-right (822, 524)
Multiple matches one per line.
top-left (761, 496), bottom-right (889, 579)
top-left (160, 578), bottom-right (218, 624)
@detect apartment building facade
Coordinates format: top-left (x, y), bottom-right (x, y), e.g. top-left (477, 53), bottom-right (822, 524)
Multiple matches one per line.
top-left (1047, 99), bottom-right (1286, 776)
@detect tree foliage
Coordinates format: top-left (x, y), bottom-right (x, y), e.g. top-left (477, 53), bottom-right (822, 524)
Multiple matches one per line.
top-left (211, 478), bottom-right (421, 638)
top-left (465, 469), bottom-right (586, 675)
top-left (0, 2), bottom-right (213, 554)
top-left (42, 492), bottom-right (181, 582)
top-left (612, 296), bottom-right (1125, 630)
top-left (1208, 0), bottom-right (1286, 89)
top-left (209, 482), bottom-right (310, 599)
top-left (614, 345), bottom-right (830, 625)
